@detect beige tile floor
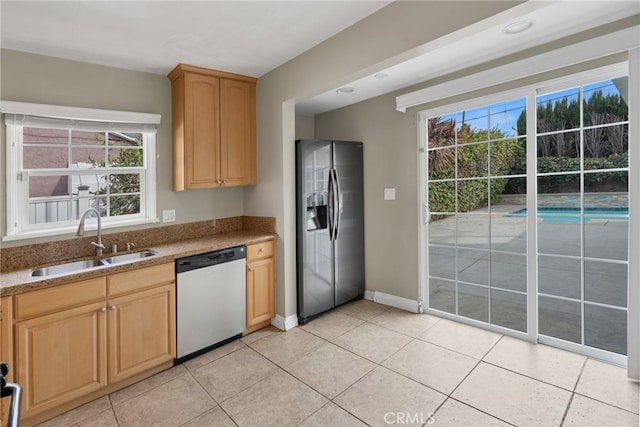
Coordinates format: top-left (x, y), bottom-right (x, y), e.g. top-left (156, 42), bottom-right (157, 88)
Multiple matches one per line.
top-left (38, 299), bottom-right (639, 427)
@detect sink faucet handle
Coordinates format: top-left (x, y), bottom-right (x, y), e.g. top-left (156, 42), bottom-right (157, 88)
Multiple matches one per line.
top-left (126, 242), bottom-right (135, 251)
top-left (91, 241), bottom-right (106, 257)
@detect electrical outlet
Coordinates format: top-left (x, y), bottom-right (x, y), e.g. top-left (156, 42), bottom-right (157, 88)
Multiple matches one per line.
top-left (162, 209), bottom-right (176, 223)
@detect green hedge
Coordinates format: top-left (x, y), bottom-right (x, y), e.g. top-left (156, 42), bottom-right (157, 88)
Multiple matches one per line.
top-left (429, 139), bottom-right (522, 213)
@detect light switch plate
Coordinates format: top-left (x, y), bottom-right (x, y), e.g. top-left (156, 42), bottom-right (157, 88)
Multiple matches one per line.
top-left (162, 209), bottom-right (176, 223)
top-left (384, 188), bottom-right (396, 201)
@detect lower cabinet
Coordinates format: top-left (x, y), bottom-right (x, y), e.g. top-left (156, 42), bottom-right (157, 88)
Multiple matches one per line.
top-left (15, 301), bottom-right (108, 415)
top-left (108, 283), bottom-right (175, 384)
top-left (245, 241), bottom-right (275, 334)
top-left (12, 263), bottom-right (175, 424)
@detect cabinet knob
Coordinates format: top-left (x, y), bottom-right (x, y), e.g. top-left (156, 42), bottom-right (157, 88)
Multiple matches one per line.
top-left (100, 307), bottom-right (107, 313)
top-left (248, 268), bottom-right (253, 272)
top-left (259, 248), bottom-right (265, 252)
top-left (110, 305), bottom-right (117, 311)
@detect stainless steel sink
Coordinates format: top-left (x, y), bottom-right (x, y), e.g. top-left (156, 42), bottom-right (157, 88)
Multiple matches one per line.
top-left (31, 259), bottom-right (107, 277)
top-left (30, 250), bottom-right (158, 277)
top-left (102, 250), bottom-right (158, 265)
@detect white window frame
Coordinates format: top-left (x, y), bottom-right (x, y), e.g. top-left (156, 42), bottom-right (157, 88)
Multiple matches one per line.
top-left (2, 101), bottom-right (160, 241)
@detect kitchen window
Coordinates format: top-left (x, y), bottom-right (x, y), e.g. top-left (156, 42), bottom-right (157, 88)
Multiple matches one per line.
top-left (3, 101), bottom-right (160, 240)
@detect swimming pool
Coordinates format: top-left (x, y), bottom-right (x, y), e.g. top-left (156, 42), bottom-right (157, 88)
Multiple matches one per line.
top-left (510, 208), bottom-right (629, 223)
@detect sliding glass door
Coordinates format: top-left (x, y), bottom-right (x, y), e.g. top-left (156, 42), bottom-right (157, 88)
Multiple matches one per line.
top-left (421, 65), bottom-right (631, 365)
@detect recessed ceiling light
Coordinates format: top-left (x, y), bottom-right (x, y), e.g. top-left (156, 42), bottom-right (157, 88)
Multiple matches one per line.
top-left (374, 72), bottom-right (389, 79)
top-left (502, 20), bottom-right (534, 35)
top-left (336, 87), bottom-right (355, 94)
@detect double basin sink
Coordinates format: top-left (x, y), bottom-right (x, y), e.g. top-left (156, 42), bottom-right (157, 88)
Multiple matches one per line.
top-left (31, 250), bottom-right (158, 278)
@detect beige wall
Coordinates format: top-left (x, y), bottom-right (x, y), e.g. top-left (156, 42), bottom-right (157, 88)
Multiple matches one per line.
top-left (314, 95), bottom-right (419, 300)
top-left (246, 1), bottom-right (522, 317)
top-left (0, 49), bottom-right (244, 247)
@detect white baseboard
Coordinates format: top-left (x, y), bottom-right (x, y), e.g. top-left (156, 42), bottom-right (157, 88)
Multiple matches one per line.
top-left (271, 314), bottom-right (298, 331)
top-left (365, 290), bottom-right (422, 314)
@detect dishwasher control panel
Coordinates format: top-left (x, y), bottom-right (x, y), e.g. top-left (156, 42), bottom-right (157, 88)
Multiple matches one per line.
top-left (175, 246), bottom-right (246, 273)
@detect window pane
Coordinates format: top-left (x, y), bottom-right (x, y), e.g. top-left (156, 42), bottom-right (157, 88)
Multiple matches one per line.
top-left (458, 283), bottom-right (488, 322)
top-left (584, 125), bottom-right (628, 162)
top-left (490, 139), bottom-right (525, 176)
top-left (583, 79), bottom-right (628, 126)
top-left (457, 179), bottom-right (488, 213)
top-left (108, 173), bottom-right (140, 194)
top-left (428, 147), bottom-right (455, 180)
top-left (458, 248), bottom-right (488, 286)
top-left (72, 130), bottom-right (104, 146)
top-left (109, 195), bottom-right (140, 216)
top-left (29, 198), bottom-right (72, 225)
top-left (428, 214), bottom-right (455, 245)
top-left (537, 131), bottom-right (580, 172)
top-left (537, 174), bottom-right (580, 205)
top-left (457, 214), bottom-right (488, 250)
top-left (584, 304), bottom-right (627, 355)
top-left (491, 289), bottom-right (526, 332)
top-left (23, 127), bottom-right (68, 145)
top-left (429, 246), bottom-right (455, 280)
top-left (491, 252), bottom-right (526, 292)
top-left (538, 255), bottom-right (581, 299)
top-left (24, 146), bottom-right (69, 169)
top-left (537, 88), bottom-right (580, 132)
top-left (72, 146), bottom-right (105, 166)
top-left (457, 108), bottom-right (489, 144)
top-left (429, 181), bottom-right (456, 213)
top-left (539, 296), bottom-right (581, 344)
top-left (584, 218), bottom-right (628, 261)
top-left (108, 132), bottom-right (143, 147)
top-left (108, 147), bottom-right (143, 167)
top-left (29, 175), bottom-right (69, 198)
top-left (458, 143), bottom-right (488, 178)
top-left (490, 98), bottom-right (526, 138)
top-left (429, 279), bottom-right (455, 314)
top-left (584, 260), bottom-right (627, 308)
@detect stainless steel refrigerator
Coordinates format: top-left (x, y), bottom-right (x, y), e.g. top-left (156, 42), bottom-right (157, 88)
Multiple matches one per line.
top-left (296, 139), bottom-right (364, 324)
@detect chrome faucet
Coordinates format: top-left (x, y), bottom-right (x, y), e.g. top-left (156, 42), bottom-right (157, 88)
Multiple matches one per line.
top-left (76, 208), bottom-right (105, 256)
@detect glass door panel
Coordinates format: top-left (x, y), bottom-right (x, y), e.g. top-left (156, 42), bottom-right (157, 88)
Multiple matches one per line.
top-left (536, 78), bottom-right (629, 356)
top-left (426, 97), bottom-right (528, 332)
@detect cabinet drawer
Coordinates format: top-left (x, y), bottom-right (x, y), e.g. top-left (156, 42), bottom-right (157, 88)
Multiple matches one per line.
top-left (246, 240), bottom-right (274, 262)
top-left (14, 277), bottom-right (106, 320)
top-left (108, 263), bottom-right (174, 296)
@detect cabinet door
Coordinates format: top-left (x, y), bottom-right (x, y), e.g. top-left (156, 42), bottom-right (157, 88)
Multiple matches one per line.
top-left (184, 72), bottom-right (221, 188)
top-left (15, 302), bottom-right (107, 417)
top-left (108, 283), bottom-right (176, 384)
top-left (246, 257), bottom-right (275, 329)
top-left (220, 78), bottom-right (256, 187)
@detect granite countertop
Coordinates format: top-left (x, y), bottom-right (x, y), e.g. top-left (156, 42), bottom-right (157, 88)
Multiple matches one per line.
top-left (0, 230), bottom-right (276, 297)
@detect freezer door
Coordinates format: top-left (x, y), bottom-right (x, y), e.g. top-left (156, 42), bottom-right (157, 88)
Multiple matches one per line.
top-left (296, 140), bottom-right (334, 321)
top-left (333, 141), bottom-right (365, 306)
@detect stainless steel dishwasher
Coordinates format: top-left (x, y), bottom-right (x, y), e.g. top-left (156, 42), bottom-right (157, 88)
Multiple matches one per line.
top-left (175, 246), bottom-right (246, 363)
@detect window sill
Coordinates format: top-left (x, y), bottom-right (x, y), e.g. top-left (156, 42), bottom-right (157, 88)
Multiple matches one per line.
top-left (2, 217), bottom-right (160, 242)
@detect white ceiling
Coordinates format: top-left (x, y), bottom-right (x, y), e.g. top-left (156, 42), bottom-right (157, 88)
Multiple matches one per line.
top-left (1, 1), bottom-right (639, 116)
top-left (0, 0), bottom-right (392, 77)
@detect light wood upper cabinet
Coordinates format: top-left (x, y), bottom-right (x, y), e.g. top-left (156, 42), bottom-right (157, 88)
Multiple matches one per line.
top-left (169, 64), bottom-right (257, 191)
top-left (245, 241), bottom-right (275, 334)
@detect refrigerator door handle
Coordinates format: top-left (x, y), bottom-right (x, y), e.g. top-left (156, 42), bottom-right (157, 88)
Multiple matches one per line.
top-left (334, 168), bottom-right (342, 240)
top-left (328, 169), bottom-right (336, 240)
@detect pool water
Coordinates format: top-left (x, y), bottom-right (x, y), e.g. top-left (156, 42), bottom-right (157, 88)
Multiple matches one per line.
top-left (510, 208), bottom-right (629, 223)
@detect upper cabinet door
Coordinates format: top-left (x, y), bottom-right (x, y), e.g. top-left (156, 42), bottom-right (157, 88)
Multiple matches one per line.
top-left (184, 72), bottom-right (221, 189)
top-left (220, 78), bottom-right (256, 186)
